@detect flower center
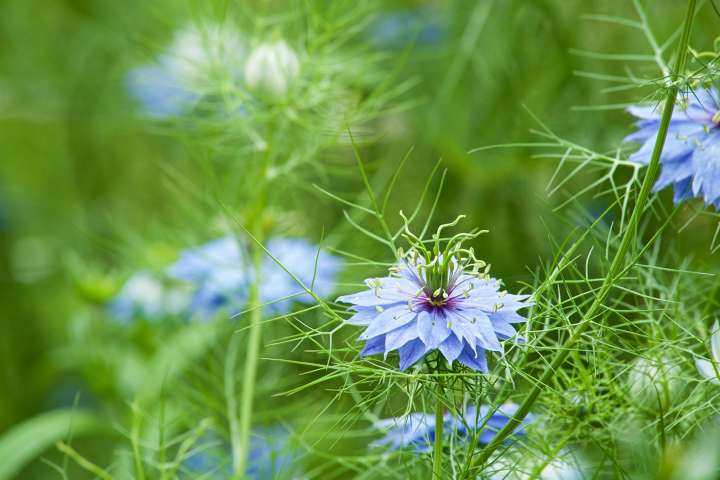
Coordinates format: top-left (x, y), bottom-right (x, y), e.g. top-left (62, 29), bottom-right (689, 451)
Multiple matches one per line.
top-left (713, 110), bottom-right (720, 125)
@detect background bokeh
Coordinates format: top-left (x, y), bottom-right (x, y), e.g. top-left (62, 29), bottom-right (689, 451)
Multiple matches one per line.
top-left (0, 0), bottom-right (716, 478)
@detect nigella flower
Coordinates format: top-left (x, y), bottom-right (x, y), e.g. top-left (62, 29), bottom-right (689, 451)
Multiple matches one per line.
top-left (368, 9), bottom-right (444, 50)
top-left (127, 23), bottom-right (246, 118)
top-left (108, 271), bottom-right (188, 322)
top-left (696, 321), bottom-right (720, 385)
top-left (168, 235), bottom-right (342, 318)
top-left (337, 246), bottom-right (531, 371)
top-left (184, 428), bottom-right (300, 479)
top-left (625, 88), bottom-right (720, 207)
top-left (167, 236), bottom-right (249, 316)
top-left (371, 403), bottom-right (530, 453)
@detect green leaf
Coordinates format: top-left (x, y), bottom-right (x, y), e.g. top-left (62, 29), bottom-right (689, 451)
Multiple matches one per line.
top-left (0, 409), bottom-right (106, 480)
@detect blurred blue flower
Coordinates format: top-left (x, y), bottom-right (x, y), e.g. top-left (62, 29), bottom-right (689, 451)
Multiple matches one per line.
top-left (337, 251), bottom-right (531, 371)
top-left (184, 427), bottom-right (300, 479)
top-left (126, 65), bottom-right (198, 118)
top-left (371, 403), bottom-right (529, 453)
top-left (168, 235), bottom-right (342, 318)
top-left (108, 270), bottom-right (189, 322)
top-left (167, 236), bottom-right (249, 316)
top-left (625, 88), bottom-right (720, 207)
top-left (369, 9), bottom-right (444, 50)
top-left (127, 23), bottom-right (247, 118)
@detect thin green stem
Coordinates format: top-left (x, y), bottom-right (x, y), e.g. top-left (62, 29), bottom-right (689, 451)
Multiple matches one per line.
top-left (236, 245), bottom-right (264, 477)
top-left (225, 333), bottom-right (242, 474)
top-left (232, 125), bottom-right (275, 477)
top-left (464, 1), bottom-right (697, 475)
top-left (433, 381), bottom-right (445, 479)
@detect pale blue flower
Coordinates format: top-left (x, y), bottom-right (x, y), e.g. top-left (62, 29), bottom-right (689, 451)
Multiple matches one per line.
top-left (337, 252), bottom-right (531, 371)
top-left (168, 235), bottom-right (342, 317)
top-left (167, 236), bottom-right (249, 316)
top-left (696, 321), bottom-right (720, 385)
top-left (625, 88), bottom-right (720, 207)
top-left (183, 428), bottom-right (301, 479)
top-left (127, 23), bottom-right (246, 118)
top-left (108, 270), bottom-right (188, 322)
top-left (369, 9), bottom-right (444, 50)
top-left (372, 403), bottom-right (529, 453)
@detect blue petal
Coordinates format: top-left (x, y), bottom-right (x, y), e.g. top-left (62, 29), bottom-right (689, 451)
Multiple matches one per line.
top-left (491, 309), bottom-right (528, 324)
top-left (398, 339), bottom-right (428, 370)
top-left (361, 336), bottom-right (386, 357)
top-left (672, 177), bottom-right (693, 204)
top-left (653, 154), bottom-right (694, 191)
top-left (691, 133), bottom-right (720, 205)
top-left (385, 318), bottom-right (420, 352)
top-left (457, 345), bottom-right (488, 372)
top-left (489, 316), bottom-right (518, 339)
top-left (345, 307), bottom-right (376, 326)
top-left (416, 311), bottom-right (451, 349)
top-left (627, 104), bottom-right (662, 120)
top-left (438, 334), bottom-right (463, 363)
top-left (360, 305), bottom-right (416, 340)
top-left (629, 122), bottom-right (705, 165)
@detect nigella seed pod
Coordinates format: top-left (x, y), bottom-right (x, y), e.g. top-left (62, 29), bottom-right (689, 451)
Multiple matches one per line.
top-left (244, 40), bottom-right (300, 96)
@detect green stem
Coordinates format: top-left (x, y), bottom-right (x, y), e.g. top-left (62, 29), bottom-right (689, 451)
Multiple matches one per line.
top-left (225, 334), bottom-right (242, 474)
top-left (433, 381), bottom-right (445, 479)
top-left (232, 126), bottom-right (275, 477)
top-left (464, 1), bottom-right (697, 475)
top-left (236, 246), bottom-right (264, 477)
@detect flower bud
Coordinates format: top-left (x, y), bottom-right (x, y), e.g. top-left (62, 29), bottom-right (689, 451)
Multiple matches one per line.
top-left (627, 356), bottom-right (684, 412)
top-left (244, 40), bottom-right (300, 96)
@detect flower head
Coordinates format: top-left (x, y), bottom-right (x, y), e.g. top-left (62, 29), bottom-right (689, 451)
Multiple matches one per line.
top-left (127, 23), bottom-right (246, 117)
top-left (168, 235), bottom-right (342, 318)
top-left (369, 9), bottom-right (444, 50)
top-left (625, 88), bottom-right (720, 207)
top-left (244, 40), bottom-right (300, 96)
top-left (183, 427), bottom-right (300, 479)
top-left (337, 227), bottom-right (531, 371)
top-left (371, 403), bottom-right (530, 453)
top-left (696, 321), bottom-right (720, 385)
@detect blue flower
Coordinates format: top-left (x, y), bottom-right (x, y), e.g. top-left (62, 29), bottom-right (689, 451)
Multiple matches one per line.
top-left (370, 413), bottom-right (439, 452)
top-left (183, 427), bottom-right (301, 479)
top-left (108, 271), bottom-right (189, 322)
top-left (167, 236), bottom-right (249, 316)
top-left (168, 235), bottom-right (342, 318)
top-left (337, 250), bottom-right (531, 371)
top-left (625, 88), bottom-right (720, 207)
top-left (369, 9), bottom-right (444, 50)
top-left (127, 23), bottom-right (246, 118)
top-left (371, 403), bottom-right (530, 453)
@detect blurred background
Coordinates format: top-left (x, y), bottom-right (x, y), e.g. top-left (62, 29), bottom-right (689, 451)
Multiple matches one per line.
top-left (0, 0), bottom-right (717, 478)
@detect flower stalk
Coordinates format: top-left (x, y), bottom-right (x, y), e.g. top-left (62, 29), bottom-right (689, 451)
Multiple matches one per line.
top-left (232, 126), bottom-right (275, 477)
top-left (432, 384), bottom-right (444, 479)
top-left (464, 0), bottom-right (697, 475)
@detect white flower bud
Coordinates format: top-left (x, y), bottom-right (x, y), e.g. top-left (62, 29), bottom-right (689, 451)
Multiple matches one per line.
top-left (244, 40), bottom-right (300, 96)
top-left (628, 356), bottom-right (683, 411)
